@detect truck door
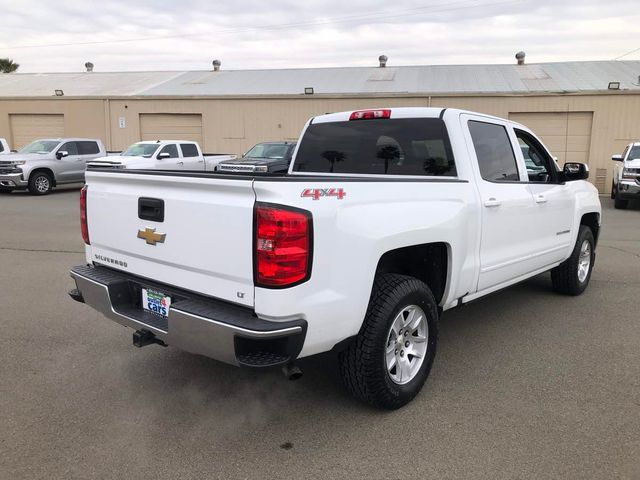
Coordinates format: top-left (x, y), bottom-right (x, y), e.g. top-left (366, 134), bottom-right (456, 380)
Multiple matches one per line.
top-left (514, 128), bottom-right (575, 265)
top-left (75, 141), bottom-right (103, 182)
top-left (55, 141), bottom-right (83, 183)
top-left (180, 143), bottom-right (204, 170)
top-left (155, 144), bottom-right (181, 170)
top-left (461, 114), bottom-right (546, 292)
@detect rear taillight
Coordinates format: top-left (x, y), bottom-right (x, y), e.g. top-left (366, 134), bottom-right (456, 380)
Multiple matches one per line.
top-left (255, 204), bottom-right (312, 287)
top-left (80, 186), bottom-right (90, 245)
top-left (349, 109), bottom-right (391, 120)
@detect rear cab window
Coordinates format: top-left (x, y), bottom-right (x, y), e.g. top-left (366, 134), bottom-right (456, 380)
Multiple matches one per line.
top-left (467, 121), bottom-right (519, 182)
top-left (293, 118), bottom-right (456, 176)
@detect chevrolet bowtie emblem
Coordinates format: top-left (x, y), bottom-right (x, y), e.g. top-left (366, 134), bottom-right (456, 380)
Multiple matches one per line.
top-left (137, 228), bottom-right (166, 246)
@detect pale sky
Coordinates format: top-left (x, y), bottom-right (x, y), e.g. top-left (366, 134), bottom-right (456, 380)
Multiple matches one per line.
top-left (1, 0), bottom-right (639, 73)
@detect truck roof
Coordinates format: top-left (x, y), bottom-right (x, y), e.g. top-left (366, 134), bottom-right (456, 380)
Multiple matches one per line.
top-left (35, 137), bottom-right (102, 142)
top-left (312, 107), bottom-right (520, 126)
top-left (135, 140), bottom-right (198, 145)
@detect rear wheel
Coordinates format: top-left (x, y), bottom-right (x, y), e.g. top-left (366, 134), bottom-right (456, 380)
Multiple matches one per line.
top-left (339, 274), bottom-right (439, 410)
top-left (28, 171), bottom-right (52, 195)
top-left (551, 225), bottom-right (595, 296)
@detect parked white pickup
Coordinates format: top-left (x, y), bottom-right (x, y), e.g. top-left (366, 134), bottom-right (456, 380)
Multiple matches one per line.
top-left (88, 140), bottom-right (236, 171)
top-left (70, 108), bottom-right (601, 409)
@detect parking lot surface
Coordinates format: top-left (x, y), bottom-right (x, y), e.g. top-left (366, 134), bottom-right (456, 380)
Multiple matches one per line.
top-left (1, 187), bottom-right (639, 479)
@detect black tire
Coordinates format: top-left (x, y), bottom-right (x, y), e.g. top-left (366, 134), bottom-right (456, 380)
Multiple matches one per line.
top-left (339, 274), bottom-right (439, 410)
top-left (551, 225), bottom-right (595, 296)
top-left (610, 181), bottom-right (615, 199)
top-left (28, 171), bottom-right (53, 195)
top-left (614, 191), bottom-right (628, 210)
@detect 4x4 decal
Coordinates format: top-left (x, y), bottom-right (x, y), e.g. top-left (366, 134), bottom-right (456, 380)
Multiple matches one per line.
top-left (301, 188), bottom-right (346, 200)
top-left (300, 188), bottom-right (347, 200)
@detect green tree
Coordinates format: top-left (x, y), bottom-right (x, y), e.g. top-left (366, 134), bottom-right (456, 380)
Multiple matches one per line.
top-left (0, 58), bottom-right (19, 73)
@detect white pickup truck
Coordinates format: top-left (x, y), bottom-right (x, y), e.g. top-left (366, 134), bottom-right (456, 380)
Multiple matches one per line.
top-left (611, 142), bottom-right (640, 209)
top-left (88, 140), bottom-right (235, 171)
top-left (0, 138), bottom-right (10, 154)
top-left (69, 108), bottom-right (601, 409)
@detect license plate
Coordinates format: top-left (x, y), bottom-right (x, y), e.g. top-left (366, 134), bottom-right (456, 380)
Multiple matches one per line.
top-left (142, 288), bottom-right (171, 317)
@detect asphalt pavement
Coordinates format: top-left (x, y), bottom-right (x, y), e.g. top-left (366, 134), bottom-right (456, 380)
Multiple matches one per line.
top-left (1, 186), bottom-right (638, 479)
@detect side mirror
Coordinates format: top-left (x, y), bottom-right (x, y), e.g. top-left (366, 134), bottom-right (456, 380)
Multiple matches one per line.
top-left (562, 162), bottom-right (589, 181)
top-left (157, 152), bottom-right (171, 159)
top-left (611, 154), bottom-right (623, 162)
top-left (56, 150), bottom-right (69, 159)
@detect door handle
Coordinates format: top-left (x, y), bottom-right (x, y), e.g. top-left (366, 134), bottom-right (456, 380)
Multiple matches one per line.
top-left (535, 194), bottom-right (547, 204)
top-left (177, 161), bottom-right (184, 166)
top-left (484, 197), bottom-right (502, 208)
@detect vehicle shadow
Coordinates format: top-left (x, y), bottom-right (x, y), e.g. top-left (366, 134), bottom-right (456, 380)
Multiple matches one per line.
top-left (3, 184), bottom-right (83, 196)
top-left (112, 272), bottom-right (561, 425)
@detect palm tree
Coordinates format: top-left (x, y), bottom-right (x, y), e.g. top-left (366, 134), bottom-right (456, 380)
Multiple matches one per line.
top-left (0, 59), bottom-right (19, 73)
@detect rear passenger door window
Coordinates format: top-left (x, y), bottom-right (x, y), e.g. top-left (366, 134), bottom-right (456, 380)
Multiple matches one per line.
top-left (468, 121), bottom-right (519, 182)
top-left (180, 143), bottom-right (199, 157)
top-left (77, 141), bottom-right (100, 156)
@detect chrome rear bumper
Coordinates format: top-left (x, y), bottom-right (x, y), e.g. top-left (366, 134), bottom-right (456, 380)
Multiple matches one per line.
top-left (69, 265), bottom-right (306, 367)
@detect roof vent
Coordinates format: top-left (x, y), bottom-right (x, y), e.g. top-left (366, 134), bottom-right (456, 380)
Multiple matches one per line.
top-left (84, 62), bottom-right (94, 72)
top-left (378, 55), bottom-right (388, 68)
top-left (515, 51), bottom-right (526, 65)
top-left (212, 59), bottom-right (221, 71)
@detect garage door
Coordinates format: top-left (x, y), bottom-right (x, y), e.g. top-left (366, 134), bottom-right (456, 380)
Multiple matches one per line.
top-left (139, 114), bottom-right (203, 145)
top-left (508, 112), bottom-right (593, 166)
top-left (10, 114), bottom-right (64, 149)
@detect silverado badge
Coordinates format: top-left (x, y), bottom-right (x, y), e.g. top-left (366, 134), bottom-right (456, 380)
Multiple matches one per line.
top-left (137, 228), bottom-right (166, 246)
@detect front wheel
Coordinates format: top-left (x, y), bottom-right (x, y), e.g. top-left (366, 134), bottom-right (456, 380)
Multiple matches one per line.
top-left (28, 171), bottom-right (53, 195)
top-left (614, 191), bottom-right (628, 209)
top-left (551, 225), bottom-right (595, 295)
top-left (339, 274), bottom-right (439, 410)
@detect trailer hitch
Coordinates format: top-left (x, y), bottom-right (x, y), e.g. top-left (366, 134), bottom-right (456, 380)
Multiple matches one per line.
top-left (133, 329), bottom-right (167, 348)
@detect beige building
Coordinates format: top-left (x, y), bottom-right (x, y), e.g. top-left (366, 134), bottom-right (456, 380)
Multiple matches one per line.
top-left (1, 58), bottom-right (639, 192)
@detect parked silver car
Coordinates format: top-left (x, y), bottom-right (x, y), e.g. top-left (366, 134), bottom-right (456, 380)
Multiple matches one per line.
top-left (0, 138), bottom-right (106, 195)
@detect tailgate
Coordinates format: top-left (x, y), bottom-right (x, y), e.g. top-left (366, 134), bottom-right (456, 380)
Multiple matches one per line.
top-left (85, 171), bottom-right (256, 307)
